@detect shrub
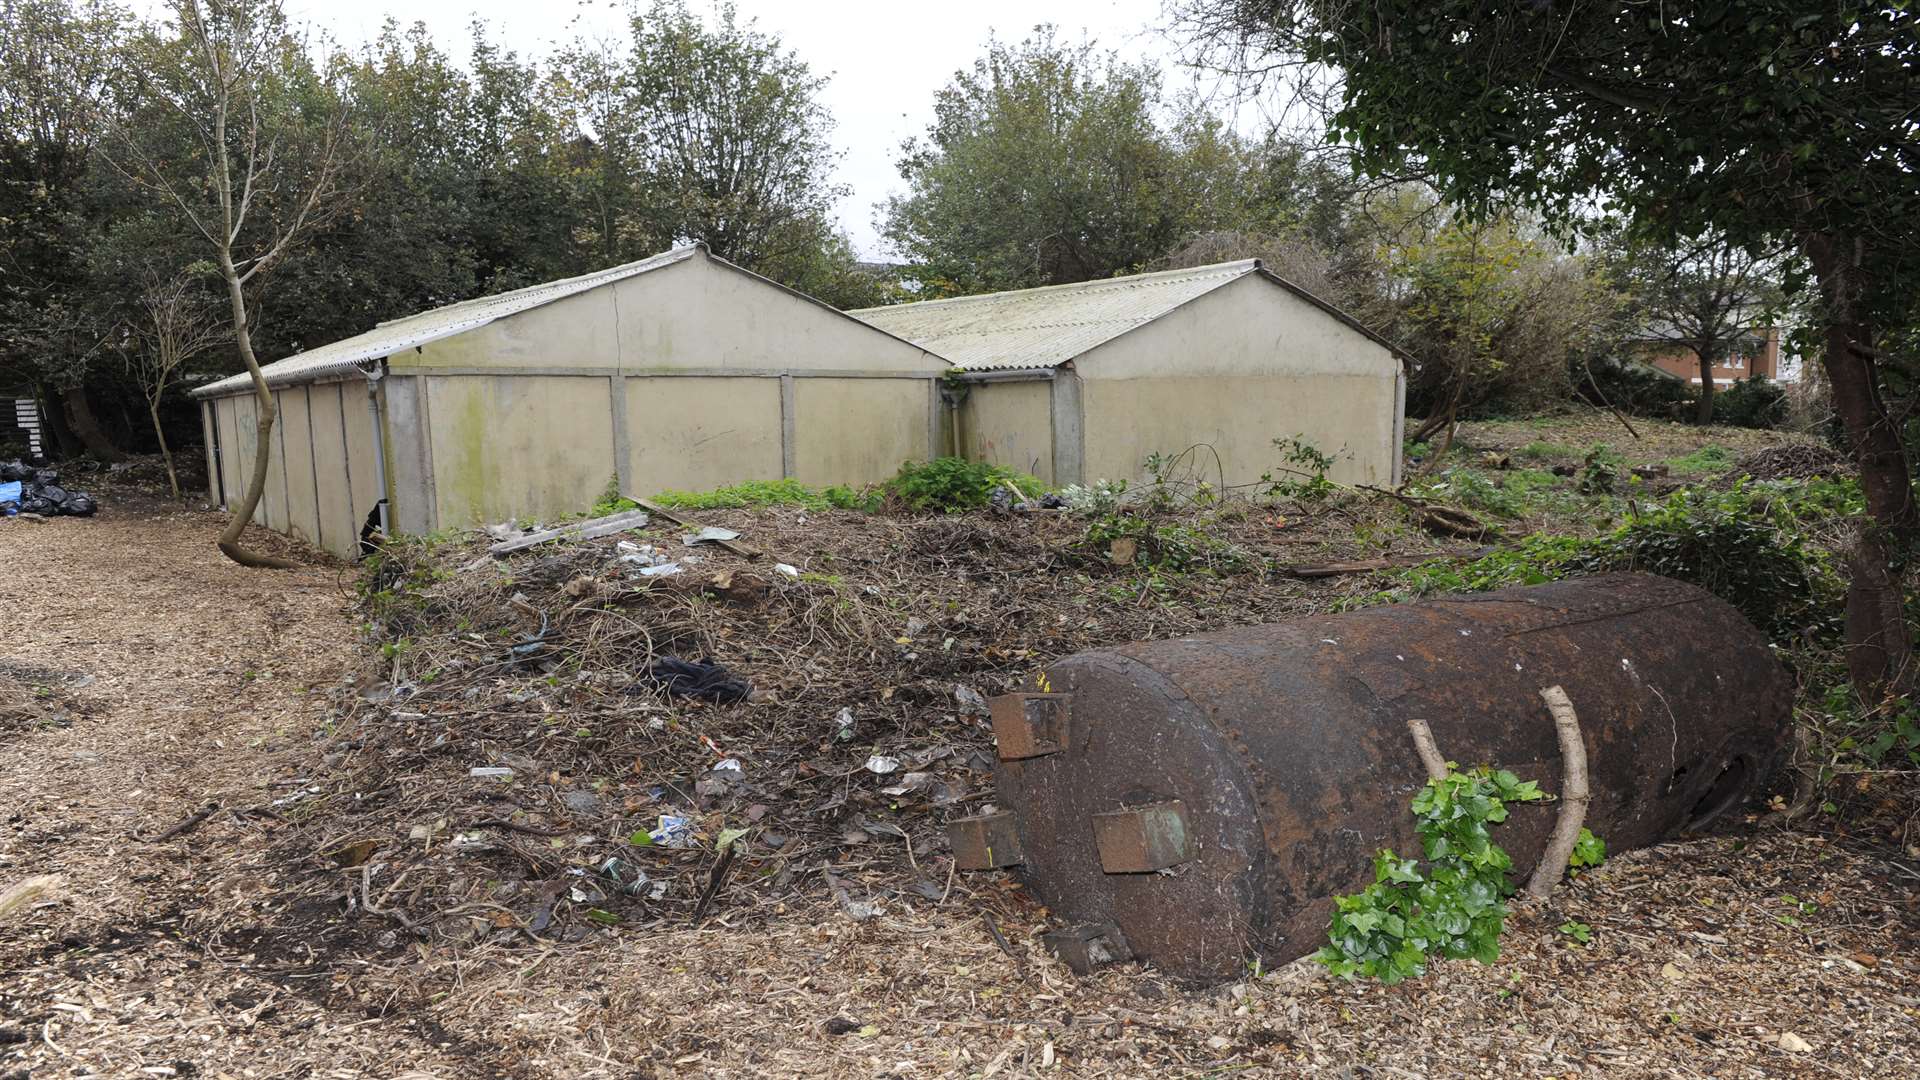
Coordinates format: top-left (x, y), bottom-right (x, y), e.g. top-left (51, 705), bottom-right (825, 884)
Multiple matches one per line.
top-left (1713, 373), bottom-right (1788, 429)
top-left (1081, 513), bottom-right (1253, 574)
top-left (1372, 484), bottom-right (1844, 642)
top-left (883, 457), bottom-right (1042, 512)
top-left (1574, 355), bottom-right (1694, 420)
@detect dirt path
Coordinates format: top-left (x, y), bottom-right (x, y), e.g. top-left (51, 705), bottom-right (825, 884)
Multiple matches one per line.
top-left (3, 501), bottom-right (1917, 1079)
top-left (0, 504), bottom-right (487, 1078)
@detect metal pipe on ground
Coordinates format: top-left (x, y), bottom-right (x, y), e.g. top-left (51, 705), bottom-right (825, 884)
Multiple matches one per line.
top-left (948, 572), bottom-right (1791, 982)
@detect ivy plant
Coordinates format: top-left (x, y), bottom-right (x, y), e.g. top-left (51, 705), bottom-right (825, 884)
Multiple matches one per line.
top-left (1316, 766), bottom-right (1546, 984)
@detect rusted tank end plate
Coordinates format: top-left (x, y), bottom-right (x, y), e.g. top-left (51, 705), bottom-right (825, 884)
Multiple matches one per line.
top-left (990, 693), bottom-right (1072, 760)
top-left (1092, 800), bottom-right (1192, 873)
top-left (1042, 923), bottom-right (1134, 973)
top-left (948, 812), bottom-right (1024, 869)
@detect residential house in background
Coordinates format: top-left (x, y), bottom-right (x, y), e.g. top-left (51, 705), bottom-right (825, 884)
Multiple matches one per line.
top-left (1640, 325), bottom-right (1781, 386)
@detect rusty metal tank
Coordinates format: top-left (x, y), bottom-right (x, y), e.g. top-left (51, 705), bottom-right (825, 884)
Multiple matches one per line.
top-left (949, 573), bottom-right (1791, 982)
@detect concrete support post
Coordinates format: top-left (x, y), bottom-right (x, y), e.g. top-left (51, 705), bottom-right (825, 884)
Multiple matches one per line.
top-left (1049, 366), bottom-right (1085, 488)
top-left (779, 373), bottom-right (797, 479)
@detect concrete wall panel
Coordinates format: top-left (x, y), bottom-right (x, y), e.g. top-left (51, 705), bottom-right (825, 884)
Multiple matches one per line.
top-left (1081, 274), bottom-right (1399, 382)
top-left (426, 374), bottom-right (615, 527)
top-left (307, 384), bottom-right (355, 558)
top-left (229, 393), bottom-right (266, 524)
top-left (342, 381), bottom-right (383, 535)
top-left (1079, 373), bottom-right (1396, 489)
top-left (792, 378), bottom-right (930, 486)
top-left (612, 254), bottom-right (944, 375)
top-left (959, 380), bottom-right (1053, 483)
top-left (382, 376), bottom-right (433, 534)
top-left (404, 286), bottom-right (620, 371)
top-left (1074, 275), bottom-right (1400, 487)
top-left (278, 387), bottom-right (321, 546)
top-left (624, 376), bottom-right (782, 495)
top-left (214, 396), bottom-right (241, 507)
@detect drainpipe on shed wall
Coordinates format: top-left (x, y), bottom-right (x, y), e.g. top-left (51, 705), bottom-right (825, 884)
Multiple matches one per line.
top-left (361, 362), bottom-right (390, 536)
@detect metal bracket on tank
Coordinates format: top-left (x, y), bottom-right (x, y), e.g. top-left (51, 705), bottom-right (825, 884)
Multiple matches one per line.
top-left (1092, 800), bottom-right (1192, 873)
top-left (990, 693), bottom-right (1072, 760)
top-left (948, 812), bottom-right (1025, 869)
top-left (1042, 923), bottom-right (1134, 974)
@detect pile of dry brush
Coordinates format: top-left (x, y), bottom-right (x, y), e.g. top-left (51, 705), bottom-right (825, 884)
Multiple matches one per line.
top-left (272, 504), bottom-right (1427, 948)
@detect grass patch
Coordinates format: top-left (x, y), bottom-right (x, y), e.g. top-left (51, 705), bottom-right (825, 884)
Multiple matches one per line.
top-left (1667, 445), bottom-right (1735, 475)
top-left (645, 479), bottom-right (874, 512)
top-left (1514, 440), bottom-right (1580, 462)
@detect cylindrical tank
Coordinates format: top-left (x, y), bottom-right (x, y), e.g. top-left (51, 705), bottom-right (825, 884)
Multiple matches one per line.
top-left (958, 573), bottom-right (1791, 982)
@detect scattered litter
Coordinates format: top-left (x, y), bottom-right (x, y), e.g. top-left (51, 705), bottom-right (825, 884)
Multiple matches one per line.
top-left (954, 684), bottom-right (990, 716)
top-left (772, 563), bottom-right (800, 577)
top-left (864, 755), bottom-right (901, 775)
top-left (880, 771), bottom-right (935, 796)
top-left (832, 707), bottom-right (857, 741)
top-left (637, 656), bottom-right (752, 703)
top-left (647, 815), bottom-right (695, 848)
top-left (450, 830), bottom-right (496, 853)
top-left (681, 526), bottom-right (742, 547)
top-left (598, 857), bottom-right (667, 899)
top-left (636, 562), bottom-right (682, 577)
top-left (713, 758), bottom-right (744, 774)
top-left (488, 508), bottom-right (649, 556)
top-left (828, 872), bottom-right (885, 921)
top-left (469, 767), bottom-right (514, 779)
top-left (0, 464), bottom-right (97, 517)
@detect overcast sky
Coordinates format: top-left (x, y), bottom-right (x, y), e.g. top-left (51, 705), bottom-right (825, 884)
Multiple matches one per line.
top-left (252, 0), bottom-right (1193, 258)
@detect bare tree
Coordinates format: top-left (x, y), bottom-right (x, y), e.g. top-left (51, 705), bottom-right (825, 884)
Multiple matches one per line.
top-left (123, 270), bottom-right (227, 500)
top-left (102, 0), bottom-right (348, 567)
top-left (1613, 238), bottom-right (1782, 425)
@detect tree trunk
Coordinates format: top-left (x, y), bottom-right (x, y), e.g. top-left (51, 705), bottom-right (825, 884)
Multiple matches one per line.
top-left (37, 387), bottom-right (81, 459)
top-left (214, 256), bottom-right (298, 570)
top-left (148, 398), bottom-right (180, 501)
top-left (1804, 231), bottom-right (1918, 699)
top-left (56, 385), bottom-right (123, 462)
top-left (1694, 350), bottom-right (1716, 425)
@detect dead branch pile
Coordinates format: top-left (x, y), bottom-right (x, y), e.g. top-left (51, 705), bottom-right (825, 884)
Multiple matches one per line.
top-left (1724, 442), bottom-right (1855, 484)
top-left (278, 503), bottom-right (1434, 948)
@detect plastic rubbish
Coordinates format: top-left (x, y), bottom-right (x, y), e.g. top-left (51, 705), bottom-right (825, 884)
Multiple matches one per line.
top-left (773, 563), bottom-right (800, 578)
top-left (597, 857), bottom-right (667, 898)
top-left (681, 526), bottom-right (742, 546)
top-left (469, 766), bottom-right (514, 779)
top-left (864, 755), bottom-right (901, 775)
top-left (58, 493), bottom-right (95, 517)
top-left (646, 814), bottom-right (694, 848)
top-left (832, 707), bottom-right (857, 741)
top-left (638, 656), bottom-right (751, 703)
top-left (954, 684), bottom-right (990, 716)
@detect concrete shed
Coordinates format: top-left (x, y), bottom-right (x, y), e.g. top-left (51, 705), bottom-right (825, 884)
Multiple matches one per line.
top-left (192, 244), bottom-right (945, 557)
top-left (854, 260), bottom-right (1407, 489)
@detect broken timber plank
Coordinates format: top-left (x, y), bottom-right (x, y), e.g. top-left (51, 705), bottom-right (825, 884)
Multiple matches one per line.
top-left (488, 509), bottom-right (652, 557)
top-left (632, 498), bottom-right (763, 560)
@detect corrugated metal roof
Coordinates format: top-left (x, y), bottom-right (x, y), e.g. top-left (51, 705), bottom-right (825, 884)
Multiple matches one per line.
top-left (849, 261), bottom-right (1260, 371)
top-left (851, 260), bottom-right (1409, 370)
top-left (193, 246), bottom-right (701, 398)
